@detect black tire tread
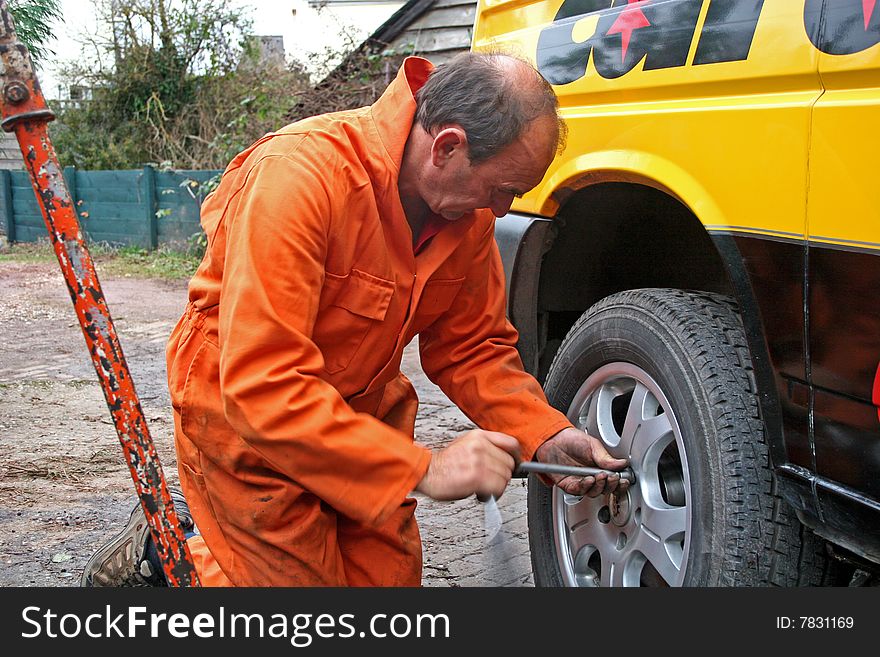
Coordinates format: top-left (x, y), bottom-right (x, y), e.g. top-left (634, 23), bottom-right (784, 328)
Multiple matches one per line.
top-left (533, 288), bottom-right (836, 586)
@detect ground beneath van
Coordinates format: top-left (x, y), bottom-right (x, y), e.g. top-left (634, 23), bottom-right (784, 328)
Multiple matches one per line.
top-left (0, 259), bottom-right (533, 587)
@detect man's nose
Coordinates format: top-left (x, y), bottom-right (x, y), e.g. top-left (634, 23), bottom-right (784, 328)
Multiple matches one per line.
top-left (489, 193), bottom-right (515, 218)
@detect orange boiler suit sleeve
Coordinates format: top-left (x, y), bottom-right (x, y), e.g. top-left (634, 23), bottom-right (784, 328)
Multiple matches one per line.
top-left (418, 217), bottom-right (574, 461)
top-left (215, 147), bottom-right (431, 529)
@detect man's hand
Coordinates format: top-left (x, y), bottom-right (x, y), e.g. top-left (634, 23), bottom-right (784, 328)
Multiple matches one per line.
top-left (534, 427), bottom-right (630, 497)
top-left (415, 430), bottom-right (520, 501)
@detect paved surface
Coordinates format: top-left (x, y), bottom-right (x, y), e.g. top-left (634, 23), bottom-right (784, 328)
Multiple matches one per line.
top-left (403, 343), bottom-right (534, 587)
top-left (0, 259), bottom-right (534, 587)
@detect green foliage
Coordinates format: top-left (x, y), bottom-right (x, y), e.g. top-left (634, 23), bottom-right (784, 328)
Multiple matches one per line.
top-left (92, 243), bottom-right (202, 279)
top-left (49, 107), bottom-right (145, 170)
top-left (185, 228), bottom-right (207, 262)
top-left (52, 0), bottom-right (311, 170)
top-left (8, 0), bottom-right (61, 65)
top-left (98, 0), bottom-right (248, 122)
top-left (0, 239), bottom-right (57, 263)
top-left (49, 0), bottom-right (407, 171)
top-left (286, 46), bottom-right (406, 124)
top-left (178, 171), bottom-right (219, 204)
top-left (0, 240), bottom-right (201, 279)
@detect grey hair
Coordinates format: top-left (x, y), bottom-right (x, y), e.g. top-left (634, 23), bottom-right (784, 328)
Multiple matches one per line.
top-left (415, 51), bottom-right (566, 163)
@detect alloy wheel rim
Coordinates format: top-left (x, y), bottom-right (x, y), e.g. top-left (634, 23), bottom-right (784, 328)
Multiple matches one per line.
top-left (552, 362), bottom-right (691, 587)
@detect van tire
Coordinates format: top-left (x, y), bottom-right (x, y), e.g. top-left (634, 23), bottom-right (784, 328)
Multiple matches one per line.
top-left (528, 289), bottom-right (840, 586)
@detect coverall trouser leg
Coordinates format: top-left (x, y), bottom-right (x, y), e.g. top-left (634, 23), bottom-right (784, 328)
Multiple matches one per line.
top-left (168, 309), bottom-right (423, 587)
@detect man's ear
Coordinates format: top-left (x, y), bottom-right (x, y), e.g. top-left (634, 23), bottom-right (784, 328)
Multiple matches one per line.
top-left (430, 127), bottom-right (468, 167)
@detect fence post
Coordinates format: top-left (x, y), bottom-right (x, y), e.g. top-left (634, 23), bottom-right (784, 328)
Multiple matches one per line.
top-left (142, 165), bottom-right (158, 250)
top-left (0, 168), bottom-right (13, 243)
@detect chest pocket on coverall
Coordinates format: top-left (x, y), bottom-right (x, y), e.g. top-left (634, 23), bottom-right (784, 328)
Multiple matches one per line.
top-left (314, 268), bottom-right (395, 374)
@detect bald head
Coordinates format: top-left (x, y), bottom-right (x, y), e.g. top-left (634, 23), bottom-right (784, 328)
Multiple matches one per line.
top-left (415, 51), bottom-right (566, 164)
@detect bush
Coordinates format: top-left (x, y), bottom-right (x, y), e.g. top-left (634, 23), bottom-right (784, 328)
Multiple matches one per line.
top-left (49, 0), bottom-right (405, 171)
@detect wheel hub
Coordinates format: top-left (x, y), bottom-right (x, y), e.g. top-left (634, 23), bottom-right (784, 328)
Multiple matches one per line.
top-left (551, 362), bottom-right (692, 587)
top-left (609, 489), bottom-right (631, 527)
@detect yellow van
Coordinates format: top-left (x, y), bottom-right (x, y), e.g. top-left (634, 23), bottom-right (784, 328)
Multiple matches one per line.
top-left (475, 0), bottom-right (880, 586)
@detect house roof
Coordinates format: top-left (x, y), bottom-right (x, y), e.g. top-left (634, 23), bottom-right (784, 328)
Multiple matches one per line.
top-left (317, 0), bottom-right (475, 87)
top-left (367, 0), bottom-right (438, 49)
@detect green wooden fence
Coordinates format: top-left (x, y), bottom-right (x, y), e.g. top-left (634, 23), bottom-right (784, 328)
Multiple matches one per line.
top-left (1, 167), bottom-right (222, 249)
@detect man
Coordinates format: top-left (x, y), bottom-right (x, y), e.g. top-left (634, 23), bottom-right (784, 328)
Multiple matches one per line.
top-left (82, 52), bottom-right (628, 587)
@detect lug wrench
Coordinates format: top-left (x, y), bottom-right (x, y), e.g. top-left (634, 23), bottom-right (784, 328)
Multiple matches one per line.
top-left (482, 462), bottom-right (635, 549)
top-left (514, 461), bottom-right (636, 483)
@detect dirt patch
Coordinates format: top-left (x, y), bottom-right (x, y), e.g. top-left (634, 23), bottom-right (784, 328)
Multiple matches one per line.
top-left (0, 258), bottom-right (533, 586)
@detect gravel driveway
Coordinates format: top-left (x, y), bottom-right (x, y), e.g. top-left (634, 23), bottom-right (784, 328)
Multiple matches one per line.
top-left (0, 256), bottom-right (534, 587)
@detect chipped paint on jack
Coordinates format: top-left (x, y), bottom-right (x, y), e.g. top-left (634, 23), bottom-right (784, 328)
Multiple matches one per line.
top-left (0, 0), bottom-right (199, 587)
top-left (64, 240), bottom-right (87, 277)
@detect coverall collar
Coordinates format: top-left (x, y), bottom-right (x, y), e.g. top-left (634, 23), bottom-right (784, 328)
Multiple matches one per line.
top-left (369, 56), bottom-right (433, 171)
top-left (367, 56), bottom-right (480, 266)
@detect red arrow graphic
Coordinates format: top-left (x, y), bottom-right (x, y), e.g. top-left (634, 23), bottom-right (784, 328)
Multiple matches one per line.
top-left (865, 0), bottom-right (877, 30)
top-left (607, 0), bottom-right (652, 63)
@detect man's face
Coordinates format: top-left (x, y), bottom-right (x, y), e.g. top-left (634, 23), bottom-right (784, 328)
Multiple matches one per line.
top-left (427, 114), bottom-right (558, 221)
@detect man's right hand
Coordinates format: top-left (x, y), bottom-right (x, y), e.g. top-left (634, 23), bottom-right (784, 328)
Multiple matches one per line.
top-left (415, 430), bottom-right (520, 501)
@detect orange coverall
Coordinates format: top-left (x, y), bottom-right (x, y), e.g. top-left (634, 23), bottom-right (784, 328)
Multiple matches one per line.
top-left (166, 57), bottom-right (574, 586)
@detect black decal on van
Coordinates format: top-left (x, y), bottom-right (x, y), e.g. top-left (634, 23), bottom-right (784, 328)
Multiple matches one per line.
top-left (693, 0), bottom-right (764, 65)
top-left (593, 0), bottom-right (702, 79)
top-left (806, 0), bottom-right (880, 55)
top-left (537, 0), bottom-right (704, 84)
top-left (537, 0), bottom-right (613, 85)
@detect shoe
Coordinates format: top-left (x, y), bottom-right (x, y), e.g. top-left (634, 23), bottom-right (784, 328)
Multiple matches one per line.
top-left (81, 487), bottom-right (193, 587)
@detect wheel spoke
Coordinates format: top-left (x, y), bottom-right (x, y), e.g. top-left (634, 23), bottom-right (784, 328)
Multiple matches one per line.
top-left (594, 384), bottom-right (620, 447)
top-left (605, 561), bottom-right (623, 587)
top-left (568, 515), bottom-right (615, 556)
top-left (629, 412), bottom-right (673, 467)
top-left (563, 495), bottom-right (596, 529)
top-left (642, 503), bottom-right (687, 542)
top-left (581, 390), bottom-right (601, 438)
top-left (631, 529), bottom-right (683, 585)
top-left (619, 382), bottom-right (650, 456)
top-left (599, 547), bottom-right (619, 587)
top-left (568, 522), bottom-right (594, 552)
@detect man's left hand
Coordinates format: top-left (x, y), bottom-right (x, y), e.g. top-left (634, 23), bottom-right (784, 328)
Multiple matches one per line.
top-left (533, 427), bottom-right (630, 497)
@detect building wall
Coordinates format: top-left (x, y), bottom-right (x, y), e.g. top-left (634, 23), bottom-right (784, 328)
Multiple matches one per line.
top-left (380, 0), bottom-right (476, 65)
top-left (0, 133), bottom-right (23, 171)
